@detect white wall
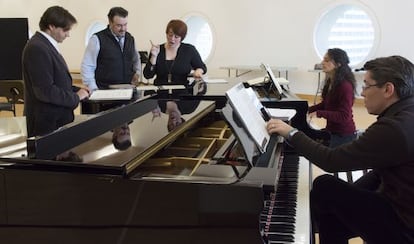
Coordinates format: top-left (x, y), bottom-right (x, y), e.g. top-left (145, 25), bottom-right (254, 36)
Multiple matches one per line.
top-left (1, 0), bottom-right (414, 95)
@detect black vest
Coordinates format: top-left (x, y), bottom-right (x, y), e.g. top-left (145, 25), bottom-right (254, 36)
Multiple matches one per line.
top-left (95, 28), bottom-right (136, 89)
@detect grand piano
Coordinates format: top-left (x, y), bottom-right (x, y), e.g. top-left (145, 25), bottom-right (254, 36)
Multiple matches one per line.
top-left (0, 78), bottom-right (326, 243)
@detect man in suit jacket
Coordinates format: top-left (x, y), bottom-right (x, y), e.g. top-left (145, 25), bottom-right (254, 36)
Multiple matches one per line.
top-left (22, 6), bottom-right (89, 139)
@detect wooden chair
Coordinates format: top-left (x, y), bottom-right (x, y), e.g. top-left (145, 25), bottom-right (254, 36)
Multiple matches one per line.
top-left (0, 80), bottom-right (24, 116)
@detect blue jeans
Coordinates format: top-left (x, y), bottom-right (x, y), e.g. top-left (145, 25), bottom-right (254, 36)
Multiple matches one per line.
top-left (329, 132), bottom-right (357, 148)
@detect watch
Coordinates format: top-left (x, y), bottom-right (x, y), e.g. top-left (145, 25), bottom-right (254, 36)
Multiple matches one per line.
top-left (287, 128), bottom-right (299, 141)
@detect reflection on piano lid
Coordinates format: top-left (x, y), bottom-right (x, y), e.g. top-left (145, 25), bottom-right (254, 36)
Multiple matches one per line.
top-left (25, 97), bottom-right (158, 161)
top-left (0, 80), bottom-right (313, 244)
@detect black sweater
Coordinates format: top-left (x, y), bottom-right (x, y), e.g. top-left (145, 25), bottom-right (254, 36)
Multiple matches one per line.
top-left (291, 96), bottom-right (414, 230)
top-left (143, 43), bottom-right (206, 85)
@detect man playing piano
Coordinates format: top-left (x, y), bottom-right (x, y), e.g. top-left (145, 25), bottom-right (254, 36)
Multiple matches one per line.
top-left (267, 55), bottom-right (414, 243)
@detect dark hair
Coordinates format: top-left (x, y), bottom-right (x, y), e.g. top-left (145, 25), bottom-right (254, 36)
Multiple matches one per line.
top-left (39, 6), bottom-right (77, 31)
top-left (363, 55), bottom-right (414, 99)
top-left (167, 117), bottom-right (185, 132)
top-left (322, 48), bottom-right (356, 98)
top-left (111, 124), bottom-right (132, 151)
top-left (165, 19), bottom-right (187, 40)
top-left (107, 7), bottom-right (128, 21)
top-left (112, 137), bottom-right (132, 151)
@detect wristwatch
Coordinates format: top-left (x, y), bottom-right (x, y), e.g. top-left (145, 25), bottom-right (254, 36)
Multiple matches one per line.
top-left (287, 128), bottom-right (299, 141)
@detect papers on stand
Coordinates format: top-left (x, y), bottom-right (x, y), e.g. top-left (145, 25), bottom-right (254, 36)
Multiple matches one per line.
top-left (261, 63), bottom-right (284, 96)
top-left (246, 76), bottom-right (290, 86)
top-left (89, 89), bottom-right (133, 100)
top-left (225, 82), bottom-right (298, 153)
top-left (108, 84), bottom-right (135, 89)
top-left (266, 108), bottom-right (296, 121)
top-left (136, 85), bottom-right (187, 91)
top-left (273, 77), bottom-right (290, 85)
top-left (246, 77), bottom-right (266, 85)
top-left (160, 85), bottom-right (186, 90)
top-left (136, 85), bottom-right (159, 91)
top-left (226, 83), bottom-right (270, 153)
top-left (204, 78), bottom-right (228, 83)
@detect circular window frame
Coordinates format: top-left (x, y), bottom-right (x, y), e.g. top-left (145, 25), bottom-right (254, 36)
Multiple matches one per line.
top-left (84, 20), bottom-right (107, 46)
top-left (182, 12), bottom-right (215, 64)
top-left (313, 1), bottom-right (381, 67)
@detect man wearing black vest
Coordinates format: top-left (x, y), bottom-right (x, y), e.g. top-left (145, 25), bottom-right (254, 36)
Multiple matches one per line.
top-left (81, 7), bottom-right (141, 91)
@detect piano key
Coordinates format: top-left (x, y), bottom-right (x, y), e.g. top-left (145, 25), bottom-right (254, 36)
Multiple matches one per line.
top-left (260, 155), bottom-right (310, 244)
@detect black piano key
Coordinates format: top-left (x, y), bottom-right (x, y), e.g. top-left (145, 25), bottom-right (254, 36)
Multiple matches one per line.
top-left (260, 215), bottom-right (295, 223)
top-left (264, 232), bottom-right (294, 242)
top-left (260, 154), bottom-right (300, 244)
top-left (263, 207), bottom-right (296, 215)
top-left (268, 241), bottom-right (293, 244)
top-left (261, 223), bottom-right (295, 233)
top-left (265, 224), bottom-right (295, 233)
top-left (264, 199), bottom-right (297, 207)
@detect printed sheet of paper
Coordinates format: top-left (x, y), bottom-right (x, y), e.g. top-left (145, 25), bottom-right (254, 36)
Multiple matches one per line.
top-left (89, 89), bottom-right (133, 100)
top-left (226, 83), bottom-right (270, 153)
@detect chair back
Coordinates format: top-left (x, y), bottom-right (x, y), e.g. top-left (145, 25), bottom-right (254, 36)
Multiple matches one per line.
top-left (0, 80), bottom-right (24, 116)
top-left (0, 80), bottom-right (24, 103)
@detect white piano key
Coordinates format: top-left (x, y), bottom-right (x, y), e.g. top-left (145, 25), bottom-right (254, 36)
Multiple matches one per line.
top-left (293, 156), bottom-right (311, 244)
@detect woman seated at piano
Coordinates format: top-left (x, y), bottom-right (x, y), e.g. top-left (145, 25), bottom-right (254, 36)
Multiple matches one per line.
top-left (308, 48), bottom-right (357, 147)
top-left (143, 19), bottom-right (207, 86)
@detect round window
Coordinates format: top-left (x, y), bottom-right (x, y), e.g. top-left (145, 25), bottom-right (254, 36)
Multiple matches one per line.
top-left (84, 21), bottom-right (106, 46)
top-left (183, 14), bottom-right (214, 62)
top-left (314, 3), bottom-right (379, 67)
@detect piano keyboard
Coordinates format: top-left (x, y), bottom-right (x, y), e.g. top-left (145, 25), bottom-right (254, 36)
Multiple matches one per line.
top-left (261, 155), bottom-right (310, 244)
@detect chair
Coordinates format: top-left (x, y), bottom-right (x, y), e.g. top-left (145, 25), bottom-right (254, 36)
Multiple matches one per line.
top-left (0, 80), bottom-right (24, 116)
top-left (138, 51), bottom-right (149, 83)
top-left (334, 129), bottom-right (369, 183)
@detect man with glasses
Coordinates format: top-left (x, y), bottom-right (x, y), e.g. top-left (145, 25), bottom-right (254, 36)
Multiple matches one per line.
top-left (267, 55), bottom-right (414, 243)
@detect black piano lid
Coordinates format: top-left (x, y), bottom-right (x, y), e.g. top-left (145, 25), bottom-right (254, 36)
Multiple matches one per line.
top-left (0, 95), bottom-right (216, 177)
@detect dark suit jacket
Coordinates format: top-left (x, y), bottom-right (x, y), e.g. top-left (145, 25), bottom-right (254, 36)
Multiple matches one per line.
top-left (22, 32), bottom-right (80, 137)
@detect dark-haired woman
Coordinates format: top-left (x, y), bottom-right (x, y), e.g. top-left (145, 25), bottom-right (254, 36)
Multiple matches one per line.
top-left (309, 48), bottom-right (357, 147)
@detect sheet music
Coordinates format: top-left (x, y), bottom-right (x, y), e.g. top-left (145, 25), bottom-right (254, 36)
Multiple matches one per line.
top-left (266, 108), bottom-right (296, 121)
top-left (226, 83), bottom-right (270, 153)
top-left (245, 86), bottom-right (296, 121)
top-left (89, 89), bottom-right (133, 100)
top-left (136, 85), bottom-right (159, 91)
top-left (159, 85), bottom-right (186, 90)
top-left (204, 78), bottom-right (228, 83)
top-left (261, 63), bottom-right (284, 95)
top-left (221, 105), bottom-right (258, 164)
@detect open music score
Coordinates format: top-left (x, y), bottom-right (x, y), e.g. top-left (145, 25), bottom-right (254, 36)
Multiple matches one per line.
top-left (225, 83), bottom-right (270, 153)
top-left (261, 63), bottom-right (284, 98)
top-left (89, 88), bottom-right (133, 100)
top-left (244, 84), bottom-right (296, 121)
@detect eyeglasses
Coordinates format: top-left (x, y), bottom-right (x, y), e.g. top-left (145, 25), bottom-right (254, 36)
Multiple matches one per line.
top-left (362, 83), bottom-right (382, 90)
